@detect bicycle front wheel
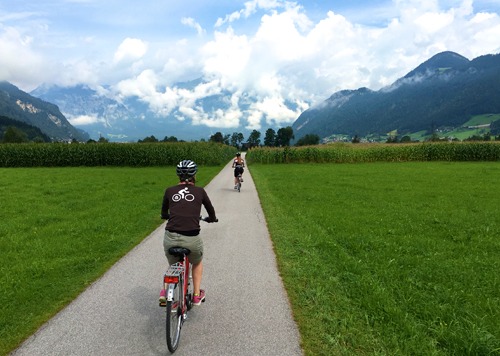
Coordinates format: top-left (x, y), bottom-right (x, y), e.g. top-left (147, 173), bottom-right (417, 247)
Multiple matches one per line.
top-left (166, 277), bottom-right (183, 353)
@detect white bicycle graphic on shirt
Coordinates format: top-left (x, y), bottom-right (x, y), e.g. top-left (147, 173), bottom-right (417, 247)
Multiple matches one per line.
top-left (172, 187), bottom-right (195, 202)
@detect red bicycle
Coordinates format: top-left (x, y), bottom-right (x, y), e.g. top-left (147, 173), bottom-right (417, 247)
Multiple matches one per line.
top-left (160, 217), bottom-right (217, 353)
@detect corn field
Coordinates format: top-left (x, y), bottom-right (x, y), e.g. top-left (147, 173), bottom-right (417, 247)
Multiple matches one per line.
top-left (0, 142), bottom-right (235, 167)
top-left (246, 142), bottom-right (500, 164)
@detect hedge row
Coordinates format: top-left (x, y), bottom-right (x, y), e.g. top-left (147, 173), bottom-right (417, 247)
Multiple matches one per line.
top-left (246, 142), bottom-right (500, 164)
top-left (0, 142), bottom-right (236, 167)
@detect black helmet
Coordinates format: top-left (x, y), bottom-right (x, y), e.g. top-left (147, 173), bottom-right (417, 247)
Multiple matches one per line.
top-left (176, 160), bottom-right (197, 178)
top-left (236, 152), bottom-right (241, 157)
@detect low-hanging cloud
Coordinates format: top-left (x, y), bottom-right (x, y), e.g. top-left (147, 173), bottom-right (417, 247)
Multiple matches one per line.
top-left (67, 113), bottom-right (101, 126)
top-left (116, 0), bottom-right (500, 130)
top-left (2, 0), bottom-right (500, 131)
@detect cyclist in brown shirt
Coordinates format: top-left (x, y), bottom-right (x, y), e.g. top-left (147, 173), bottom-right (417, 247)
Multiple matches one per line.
top-left (159, 160), bottom-right (218, 305)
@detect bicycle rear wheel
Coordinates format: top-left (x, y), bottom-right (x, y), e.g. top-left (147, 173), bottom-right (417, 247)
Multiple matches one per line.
top-left (166, 276), bottom-right (184, 353)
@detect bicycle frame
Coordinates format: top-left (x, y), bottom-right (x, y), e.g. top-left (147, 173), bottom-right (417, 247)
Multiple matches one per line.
top-left (164, 251), bottom-right (193, 353)
top-left (237, 174), bottom-right (242, 192)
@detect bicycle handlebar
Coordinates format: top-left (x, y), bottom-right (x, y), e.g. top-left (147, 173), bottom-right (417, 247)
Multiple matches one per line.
top-left (162, 214), bottom-right (218, 223)
top-left (200, 216), bottom-right (218, 223)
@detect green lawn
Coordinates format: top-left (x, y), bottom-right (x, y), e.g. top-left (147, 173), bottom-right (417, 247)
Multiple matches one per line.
top-left (464, 113), bottom-right (500, 126)
top-left (0, 166), bottom-right (221, 355)
top-left (250, 162), bottom-right (500, 355)
top-left (2, 163), bottom-right (500, 355)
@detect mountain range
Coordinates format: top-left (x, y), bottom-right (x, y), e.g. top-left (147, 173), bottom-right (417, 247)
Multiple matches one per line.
top-left (0, 81), bottom-right (89, 142)
top-left (1, 51), bottom-right (499, 143)
top-left (292, 51), bottom-right (500, 141)
top-left (30, 80), bottom-right (260, 142)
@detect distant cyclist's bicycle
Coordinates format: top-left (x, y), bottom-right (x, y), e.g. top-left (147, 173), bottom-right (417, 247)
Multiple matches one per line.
top-left (160, 216), bottom-right (217, 353)
top-left (233, 165), bottom-right (244, 193)
top-left (236, 174), bottom-right (243, 192)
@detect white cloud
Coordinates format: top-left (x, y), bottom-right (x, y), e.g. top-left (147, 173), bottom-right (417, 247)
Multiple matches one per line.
top-left (2, 0), bottom-right (500, 131)
top-left (181, 17), bottom-right (205, 36)
top-left (201, 28), bottom-right (252, 87)
top-left (166, 0), bottom-right (500, 128)
top-left (246, 109), bottom-right (263, 130)
top-left (0, 26), bottom-right (49, 90)
top-left (180, 105), bottom-right (243, 128)
top-left (113, 38), bottom-right (148, 63)
top-left (215, 0), bottom-right (284, 27)
top-left (67, 114), bottom-right (100, 125)
top-left (251, 96), bottom-right (303, 126)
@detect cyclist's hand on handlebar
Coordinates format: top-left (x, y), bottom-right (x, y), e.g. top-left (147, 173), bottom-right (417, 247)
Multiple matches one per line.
top-left (201, 216), bottom-right (218, 223)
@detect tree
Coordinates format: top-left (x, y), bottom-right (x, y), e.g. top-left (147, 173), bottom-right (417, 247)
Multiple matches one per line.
top-left (400, 135), bottom-right (412, 143)
top-left (296, 134), bottom-right (320, 146)
top-left (33, 136), bottom-right (46, 143)
top-left (162, 136), bottom-right (178, 142)
top-left (465, 133), bottom-right (491, 141)
top-left (351, 135), bottom-right (360, 144)
top-left (264, 128), bottom-right (276, 147)
top-left (98, 136), bottom-right (109, 143)
top-left (276, 126), bottom-right (294, 146)
top-left (491, 119), bottom-right (500, 135)
top-left (138, 135), bottom-right (158, 143)
top-left (427, 133), bottom-right (442, 142)
top-left (3, 126), bottom-right (28, 143)
top-left (230, 132), bottom-right (244, 147)
top-left (386, 135), bottom-right (399, 143)
top-left (209, 132), bottom-right (224, 143)
top-left (247, 130), bottom-right (261, 147)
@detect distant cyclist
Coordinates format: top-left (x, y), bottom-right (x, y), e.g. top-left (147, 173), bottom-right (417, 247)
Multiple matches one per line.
top-left (159, 159), bottom-right (218, 306)
top-left (232, 152), bottom-right (245, 189)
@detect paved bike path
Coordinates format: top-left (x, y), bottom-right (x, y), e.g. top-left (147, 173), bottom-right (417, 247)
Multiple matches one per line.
top-left (11, 157), bottom-right (302, 356)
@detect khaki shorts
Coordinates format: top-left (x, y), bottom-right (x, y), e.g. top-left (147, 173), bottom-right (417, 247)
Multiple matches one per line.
top-left (163, 230), bottom-right (204, 265)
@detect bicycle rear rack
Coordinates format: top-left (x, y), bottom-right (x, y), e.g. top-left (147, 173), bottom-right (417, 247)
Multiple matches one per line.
top-left (165, 262), bottom-right (184, 277)
top-left (164, 263), bottom-right (185, 301)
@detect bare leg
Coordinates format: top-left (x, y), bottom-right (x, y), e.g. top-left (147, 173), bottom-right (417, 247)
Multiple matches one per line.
top-left (192, 261), bottom-right (203, 295)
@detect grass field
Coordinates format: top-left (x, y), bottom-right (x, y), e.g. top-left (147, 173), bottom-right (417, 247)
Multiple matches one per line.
top-left (2, 162), bottom-right (500, 355)
top-left (464, 113), bottom-right (500, 126)
top-left (400, 114), bottom-right (500, 141)
top-left (0, 166), bottom-right (221, 355)
top-left (250, 162), bottom-right (500, 355)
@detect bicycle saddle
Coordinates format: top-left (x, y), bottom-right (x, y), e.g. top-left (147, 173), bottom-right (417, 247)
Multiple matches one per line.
top-left (168, 247), bottom-right (191, 257)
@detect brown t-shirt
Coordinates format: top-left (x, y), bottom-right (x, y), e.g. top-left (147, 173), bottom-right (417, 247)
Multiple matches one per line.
top-left (161, 183), bottom-right (216, 236)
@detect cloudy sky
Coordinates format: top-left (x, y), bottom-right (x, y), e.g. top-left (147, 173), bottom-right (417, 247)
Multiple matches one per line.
top-left (1, 0), bottom-right (499, 130)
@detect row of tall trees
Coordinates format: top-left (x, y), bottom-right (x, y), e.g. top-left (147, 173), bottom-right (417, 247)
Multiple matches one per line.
top-left (133, 126), bottom-right (320, 148)
top-left (137, 135), bottom-right (180, 143)
top-left (209, 126), bottom-right (297, 148)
